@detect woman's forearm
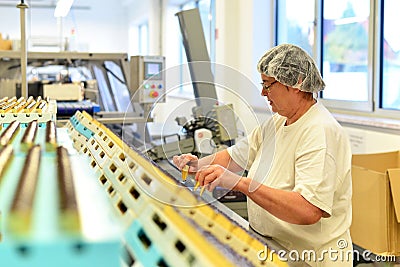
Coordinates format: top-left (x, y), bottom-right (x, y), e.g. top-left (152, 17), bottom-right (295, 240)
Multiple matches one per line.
top-left (235, 177), bottom-right (323, 225)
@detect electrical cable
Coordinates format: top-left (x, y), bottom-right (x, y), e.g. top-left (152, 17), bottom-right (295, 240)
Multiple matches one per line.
top-left (102, 64), bottom-right (126, 85)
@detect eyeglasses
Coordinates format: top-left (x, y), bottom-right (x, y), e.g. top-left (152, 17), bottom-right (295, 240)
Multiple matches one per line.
top-left (260, 81), bottom-right (278, 93)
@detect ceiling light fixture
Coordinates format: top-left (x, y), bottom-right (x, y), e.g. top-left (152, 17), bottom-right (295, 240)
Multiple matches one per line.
top-left (54, 0), bottom-right (74, 17)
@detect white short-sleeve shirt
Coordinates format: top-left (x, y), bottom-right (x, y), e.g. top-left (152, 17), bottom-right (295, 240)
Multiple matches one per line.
top-left (228, 102), bottom-right (352, 264)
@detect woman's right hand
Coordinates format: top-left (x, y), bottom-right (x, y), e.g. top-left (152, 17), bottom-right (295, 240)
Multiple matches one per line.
top-left (172, 154), bottom-right (199, 173)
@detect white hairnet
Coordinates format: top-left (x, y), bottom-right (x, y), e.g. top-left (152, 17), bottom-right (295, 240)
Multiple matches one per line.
top-left (257, 44), bottom-right (325, 93)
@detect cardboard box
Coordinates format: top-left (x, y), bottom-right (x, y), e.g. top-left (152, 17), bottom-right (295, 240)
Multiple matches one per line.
top-left (351, 151), bottom-right (400, 255)
top-left (0, 33), bottom-right (12, 50)
top-left (43, 83), bottom-right (83, 101)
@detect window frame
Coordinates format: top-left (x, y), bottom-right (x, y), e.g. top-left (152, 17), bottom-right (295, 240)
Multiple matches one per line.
top-left (275, 0), bottom-right (400, 119)
top-left (171, 0), bottom-right (216, 99)
top-left (318, 0), bottom-right (375, 112)
top-left (374, 0), bottom-right (400, 119)
top-left (138, 21), bottom-right (149, 55)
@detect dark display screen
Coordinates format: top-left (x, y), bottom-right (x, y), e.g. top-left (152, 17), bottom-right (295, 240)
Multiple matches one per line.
top-left (144, 62), bottom-right (162, 79)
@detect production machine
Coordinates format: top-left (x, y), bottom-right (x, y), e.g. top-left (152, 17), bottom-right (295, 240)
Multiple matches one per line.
top-left (119, 55), bottom-right (166, 149)
top-left (0, 50), bottom-right (235, 162)
top-left (130, 55), bottom-right (166, 104)
top-left (0, 104), bottom-right (293, 267)
top-left (124, 55), bottom-right (238, 162)
top-left (0, 51), bottom-right (148, 123)
top-left (146, 103), bottom-right (238, 160)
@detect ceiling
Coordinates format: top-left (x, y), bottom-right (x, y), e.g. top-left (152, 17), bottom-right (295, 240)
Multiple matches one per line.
top-left (0, 0), bottom-right (186, 10)
top-left (121, 0), bottom-right (190, 7)
top-left (0, 0), bottom-right (90, 10)
top-left (0, 0), bottom-right (191, 6)
top-left (0, 0), bottom-right (57, 5)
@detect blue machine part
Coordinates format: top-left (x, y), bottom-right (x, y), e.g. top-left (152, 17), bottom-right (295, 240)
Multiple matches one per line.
top-left (57, 101), bottom-right (101, 117)
top-left (69, 114), bottom-right (95, 140)
top-left (0, 240), bottom-right (120, 267)
top-left (124, 220), bottom-right (165, 267)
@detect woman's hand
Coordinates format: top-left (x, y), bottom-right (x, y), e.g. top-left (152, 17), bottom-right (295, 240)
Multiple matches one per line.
top-left (172, 153), bottom-right (199, 173)
top-left (195, 164), bottom-right (242, 192)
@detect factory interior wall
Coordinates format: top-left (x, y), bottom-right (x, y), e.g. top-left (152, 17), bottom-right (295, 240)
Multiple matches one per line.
top-left (343, 126), bottom-right (400, 154)
top-left (0, 0), bottom-right (129, 53)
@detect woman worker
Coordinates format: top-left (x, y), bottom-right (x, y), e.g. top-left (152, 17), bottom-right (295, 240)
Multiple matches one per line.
top-left (173, 43), bottom-right (353, 266)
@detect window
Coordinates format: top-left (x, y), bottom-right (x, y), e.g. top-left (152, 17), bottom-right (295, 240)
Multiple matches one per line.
top-left (380, 0), bottom-right (400, 111)
top-left (321, 0), bottom-right (371, 108)
top-left (169, 0), bottom-right (216, 98)
top-left (138, 22), bottom-right (149, 55)
top-left (104, 61), bottom-right (133, 113)
top-left (276, 0), bottom-right (400, 115)
top-left (128, 21), bottom-right (148, 57)
top-left (276, 0), bottom-right (315, 57)
top-left (197, 0), bottom-right (216, 61)
top-left (177, 1), bottom-right (197, 98)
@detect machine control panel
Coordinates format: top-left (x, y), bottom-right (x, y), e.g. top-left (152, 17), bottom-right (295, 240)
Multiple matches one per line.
top-left (130, 56), bottom-right (166, 104)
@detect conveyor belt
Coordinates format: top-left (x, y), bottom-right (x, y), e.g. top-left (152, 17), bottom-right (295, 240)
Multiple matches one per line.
top-left (66, 111), bottom-right (289, 267)
top-left (0, 105), bottom-right (295, 267)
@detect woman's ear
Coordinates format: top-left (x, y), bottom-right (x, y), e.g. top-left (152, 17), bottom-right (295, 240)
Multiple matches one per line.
top-left (292, 88), bottom-right (301, 94)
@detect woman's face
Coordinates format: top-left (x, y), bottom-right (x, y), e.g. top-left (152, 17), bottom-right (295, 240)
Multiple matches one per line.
top-left (260, 74), bottom-right (295, 116)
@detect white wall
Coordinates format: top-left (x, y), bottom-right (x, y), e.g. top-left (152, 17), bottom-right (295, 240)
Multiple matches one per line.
top-left (0, 4), bottom-right (20, 40)
top-left (0, 0), bottom-right (129, 52)
top-left (212, 0), bottom-right (276, 135)
top-left (344, 126), bottom-right (400, 154)
top-left (214, 0), bottom-right (273, 109)
top-left (126, 0), bottom-right (163, 56)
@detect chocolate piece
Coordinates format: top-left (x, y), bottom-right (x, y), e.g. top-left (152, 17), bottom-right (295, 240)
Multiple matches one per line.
top-left (0, 121), bottom-right (20, 146)
top-left (21, 120), bottom-right (38, 150)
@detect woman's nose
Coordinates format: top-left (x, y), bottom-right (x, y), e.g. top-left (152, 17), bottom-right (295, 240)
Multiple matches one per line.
top-left (261, 89), bottom-right (268, 96)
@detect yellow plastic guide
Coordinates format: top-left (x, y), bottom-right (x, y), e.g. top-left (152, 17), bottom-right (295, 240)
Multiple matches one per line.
top-left (36, 100), bottom-right (47, 114)
top-left (163, 205), bottom-right (236, 266)
top-left (0, 97), bottom-right (17, 113)
top-left (181, 165), bottom-right (189, 181)
top-left (17, 97), bottom-right (33, 113)
top-left (0, 97), bottom-right (8, 106)
top-left (24, 100), bottom-right (36, 112)
top-left (25, 96), bottom-right (42, 112)
top-left (11, 100), bottom-right (27, 113)
top-left (199, 185), bottom-right (206, 196)
top-left (0, 96), bottom-right (16, 109)
top-left (193, 180), bottom-right (200, 191)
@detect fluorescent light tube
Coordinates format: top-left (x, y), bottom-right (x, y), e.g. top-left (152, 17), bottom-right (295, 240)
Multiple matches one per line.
top-left (54, 0), bottom-right (74, 17)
